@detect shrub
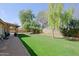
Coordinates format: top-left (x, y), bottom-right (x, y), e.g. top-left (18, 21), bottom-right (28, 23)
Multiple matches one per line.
top-left (23, 20), bottom-right (42, 34)
top-left (60, 19), bottom-right (79, 37)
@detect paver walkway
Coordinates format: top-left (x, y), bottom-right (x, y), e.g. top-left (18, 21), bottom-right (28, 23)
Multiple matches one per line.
top-left (0, 34), bottom-right (30, 56)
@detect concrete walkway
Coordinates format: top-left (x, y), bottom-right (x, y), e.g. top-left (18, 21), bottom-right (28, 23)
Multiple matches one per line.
top-left (0, 34), bottom-right (30, 56)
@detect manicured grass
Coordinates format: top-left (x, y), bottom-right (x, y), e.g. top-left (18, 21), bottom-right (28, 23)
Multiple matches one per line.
top-left (19, 34), bottom-right (79, 56)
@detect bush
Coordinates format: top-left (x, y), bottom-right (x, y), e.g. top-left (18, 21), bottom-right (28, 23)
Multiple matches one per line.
top-left (30, 28), bottom-right (42, 34)
top-left (23, 20), bottom-right (42, 34)
top-left (60, 20), bottom-right (79, 37)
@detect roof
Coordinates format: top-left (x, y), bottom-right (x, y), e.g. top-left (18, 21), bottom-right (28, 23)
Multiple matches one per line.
top-left (0, 19), bottom-right (20, 27)
top-left (0, 19), bottom-right (6, 24)
top-left (6, 22), bottom-right (20, 27)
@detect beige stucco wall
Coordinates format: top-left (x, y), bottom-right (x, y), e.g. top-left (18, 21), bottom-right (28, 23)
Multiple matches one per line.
top-left (0, 21), bottom-right (18, 33)
top-left (43, 27), bottom-right (52, 34)
top-left (0, 22), bottom-right (10, 32)
top-left (9, 26), bottom-right (18, 33)
top-left (0, 22), bottom-right (5, 34)
top-left (0, 22), bottom-right (3, 28)
top-left (43, 27), bottom-right (63, 37)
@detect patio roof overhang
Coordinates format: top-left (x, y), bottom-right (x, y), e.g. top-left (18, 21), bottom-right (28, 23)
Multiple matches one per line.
top-left (0, 18), bottom-right (20, 33)
top-left (0, 18), bottom-right (20, 28)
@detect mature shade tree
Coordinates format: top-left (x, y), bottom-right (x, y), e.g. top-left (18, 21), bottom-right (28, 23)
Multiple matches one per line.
top-left (36, 11), bottom-right (48, 28)
top-left (22, 21), bottom-right (31, 31)
top-left (60, 8), bottom-right (74, 37)
top-left (19, 9), bottom-right (35, 30)
top-left (19, 9), bottom-right (41, 33)
top-left (48, 3), bottom-right (55, 38)
top-left (48, 3), bottom-right (63, 38)
top-left (29, 20), bottom-right (41, 33)
top-left (55, 4), bottom-right (63, 29)
top-left (60, 8), bottom-right (74, 28)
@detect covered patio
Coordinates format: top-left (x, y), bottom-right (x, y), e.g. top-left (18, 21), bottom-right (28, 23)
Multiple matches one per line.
top-left (0, 19), bottom-right (19, 35)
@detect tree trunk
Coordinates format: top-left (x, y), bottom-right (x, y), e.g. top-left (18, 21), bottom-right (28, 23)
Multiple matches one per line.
top-left (51, 26), bottom-right (55, 39)
top-left (52, 28), bottom-right (54, 38)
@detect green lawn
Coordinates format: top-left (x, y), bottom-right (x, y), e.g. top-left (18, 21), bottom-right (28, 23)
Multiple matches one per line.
top-left (19, 34), bottom-right (79, 56)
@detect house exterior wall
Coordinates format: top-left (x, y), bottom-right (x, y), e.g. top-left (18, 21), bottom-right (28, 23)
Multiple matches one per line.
top-left (9, 26), bottom-right (18, 33)
top-left (0, 19), bottom-right (19, 34)
top-left (4, 24), bottom-right (10, 32)
top-left (0, 22), bottom-right (3, 28)
top-left (0, 22), bottom-right (10, 32)
top-left (0, 22), bottom-right (5, 35)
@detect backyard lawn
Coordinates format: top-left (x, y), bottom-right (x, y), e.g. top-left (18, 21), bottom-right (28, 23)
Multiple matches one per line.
top-left (19, 34), bottom-right (79, 56)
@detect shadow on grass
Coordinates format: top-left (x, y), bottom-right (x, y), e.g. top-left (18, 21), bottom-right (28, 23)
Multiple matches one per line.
top-left (59, 36), bottom-right (79, 41)
top-left (53, 37), bottom-right (65, 39)
top-left (18, 34), bottom-right (37, 56)
top-left (54, 37), bottom-right (79, 41)
top-left (66, 38), bottom-right (79, 41)
top-left (18, 34), bottom-right (30, 38)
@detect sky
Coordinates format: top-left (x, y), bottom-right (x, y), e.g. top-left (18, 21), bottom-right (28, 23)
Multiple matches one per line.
top-left (0, 3), bottom-right (79, 25)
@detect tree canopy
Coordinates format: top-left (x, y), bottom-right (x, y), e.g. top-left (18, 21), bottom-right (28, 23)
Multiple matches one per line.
top-left (19, 9), bottom-right (35, 29)
top-left (19, 9), bottom-right (41, 33)
top-left (61, 8), bottom-right (74, 27)
top-left (48, 3), bottom-right (63, 29)
top-left (36, 11), bottom-right (48, 28)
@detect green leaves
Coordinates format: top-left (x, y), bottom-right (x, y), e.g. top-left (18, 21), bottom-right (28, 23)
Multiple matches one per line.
top-left (19, 9), bottom-right (41, 33)
top-left (48, 3), bottom-right (55, 28)
top-left (48, 3), bottom-right (63, 29)
top-left (19, 9), bottom-right (34, 26)
top-left (19, 9), bottom-right (35, 30)
top-left (61, 8), bottom-right (74, 27)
